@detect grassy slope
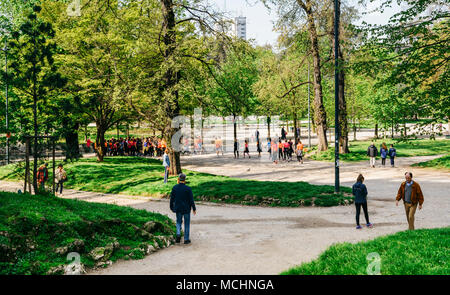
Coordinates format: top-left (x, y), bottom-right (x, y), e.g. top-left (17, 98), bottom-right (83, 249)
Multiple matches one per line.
top-left (0, 191), bottom-right (176, 274)
top-left (308, 139), bottom-right (450, 162)
top-left (411, 154), bottom-right (450, 170)
top-left (0, 157), bottom-right (352, 207)
top-left (281, 227), bottom-right (450, 275)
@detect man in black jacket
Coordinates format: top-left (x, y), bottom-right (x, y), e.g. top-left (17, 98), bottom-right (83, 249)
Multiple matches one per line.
top-left (367, 142), bottom-right (378, 168)
top-left (170, 173), bottom-right (197, 244)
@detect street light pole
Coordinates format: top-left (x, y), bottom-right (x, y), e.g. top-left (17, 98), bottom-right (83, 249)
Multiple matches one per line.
top-left (334, 0), bottom-right (340, 193)
top-left (307, 60), bottom-right (311, 148)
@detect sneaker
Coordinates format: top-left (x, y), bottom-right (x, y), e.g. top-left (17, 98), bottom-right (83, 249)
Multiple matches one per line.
top-left (184, 240), bottom-right (191, 244)
top-left (176, 236), bottom-right (181, 243)
top-left (356, 225), bottom-right (362, 229)
top-left (366, 223), bottom-right (373, 228)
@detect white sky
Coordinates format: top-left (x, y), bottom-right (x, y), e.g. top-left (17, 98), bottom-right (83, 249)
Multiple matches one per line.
top-left (209, 0), bottom-right (403, 47)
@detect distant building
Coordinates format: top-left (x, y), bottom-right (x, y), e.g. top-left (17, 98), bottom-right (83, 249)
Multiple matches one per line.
top-left (233, 16), bottom-right (246, 40)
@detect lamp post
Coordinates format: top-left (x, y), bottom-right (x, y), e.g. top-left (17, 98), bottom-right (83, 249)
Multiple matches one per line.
top-left (334, 0), bottom-right (340, 193)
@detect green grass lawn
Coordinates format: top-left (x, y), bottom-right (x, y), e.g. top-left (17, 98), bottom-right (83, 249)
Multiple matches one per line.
top-left (0, 157), bottom-right (352, 207)
top-left (411, 154), bottom-right (450, 170)
top-left (307, 138), bottom-right (450, 162)
top-left (0, 191), bottom-right (176, 275)
top-left (281, 227), bottom-right (450, 275)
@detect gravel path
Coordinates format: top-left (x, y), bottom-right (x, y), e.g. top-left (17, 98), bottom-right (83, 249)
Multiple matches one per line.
top-left (1, 154), bottom-right (449, 275)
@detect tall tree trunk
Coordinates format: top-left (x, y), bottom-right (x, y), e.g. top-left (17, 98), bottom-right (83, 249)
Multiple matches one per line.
top-left (303, 0), bottom-right (328, 151)
top-left (162, 0), bottom-right (182, 175)
top-left (267, 116), bottom-right (271, 138)
top-left (233, 114), bottom-right (237, 143)
top-left (330, 0), bottom-right (349, 153)
top-left (190, 115), bottom-right (195, 152)
top-left (65, 122), bottom-right (80, 160)
top-left (375, 123), bottom-right (378, 139)
top-left (96, 124), bottom-right (106, 162)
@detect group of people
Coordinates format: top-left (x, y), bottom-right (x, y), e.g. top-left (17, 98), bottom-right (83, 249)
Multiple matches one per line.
top-left (168, 170), bottom-right (425, 246)
top-left (87, 137), bottom-right (169, 157)
top-left (352, 171), bottom-right (424, 230)
top-left (268, 138), bottom-right (306, 164)
top-left (36, 163), bottom-right (67, 195)
top-left (367, 142), bottom-right (397, 167)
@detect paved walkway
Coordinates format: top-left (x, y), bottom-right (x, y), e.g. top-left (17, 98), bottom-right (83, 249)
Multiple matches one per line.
top-left (1, 154), bottom-right (449, 275)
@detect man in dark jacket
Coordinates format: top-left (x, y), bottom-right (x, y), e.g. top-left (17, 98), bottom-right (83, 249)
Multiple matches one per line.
top-left (170, 173), bottom-right (196, 244)
top-left (367, 142), bottom-right (378, 168)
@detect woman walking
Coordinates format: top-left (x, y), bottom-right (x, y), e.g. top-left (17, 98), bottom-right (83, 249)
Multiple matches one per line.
top-left (296, 141), bottom-right (304, 164)
top-left (352, 174), bottom-right (373, 229)
top-left (55, 164), bottom-right (67, 196)
top-left (163, 149), bottom-right (170, 183)
top-left (243, 140), bottom-right (251, 158)
top-left (380, 142), bottom-right (388, 167)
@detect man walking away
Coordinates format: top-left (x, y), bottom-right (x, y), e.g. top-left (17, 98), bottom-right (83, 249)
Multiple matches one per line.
top-left (352, 174), bottom-right (373, 229)
top-left (234, 139), bottom-right (239, 159)
top-left (163, 149), bottom-right (170, 183)
top-left (389, 144), bottom-right (396, 167)
top-left (396, 172), bottom-right (424, 230)
top-left (367, 142), bottom-right (378, 168)
top-left (170, 173), bottom-right (197, 244)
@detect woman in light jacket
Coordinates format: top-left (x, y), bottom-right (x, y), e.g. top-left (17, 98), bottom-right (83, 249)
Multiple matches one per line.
top-left (163, 149), bottom-right (170, 183)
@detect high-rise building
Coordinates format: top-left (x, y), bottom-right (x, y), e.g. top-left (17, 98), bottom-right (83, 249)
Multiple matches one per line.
top-left (233, 16), bottom-right (246, 40)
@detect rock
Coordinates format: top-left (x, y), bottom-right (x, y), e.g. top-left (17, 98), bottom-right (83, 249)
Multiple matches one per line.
top-left (47, 265), bottom-right (65, 275)
top-left (88, 243), bottom-right (114, 262)
top-left (142, 221), bottom-right (157, 232)
top-left (55, 246), bottom-right (69, 255)
top-left (95, 260), bottom-right (112, 268)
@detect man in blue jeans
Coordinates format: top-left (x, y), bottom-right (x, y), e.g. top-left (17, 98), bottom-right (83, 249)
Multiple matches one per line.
top-left (169, 173), bottom-right (197, 244)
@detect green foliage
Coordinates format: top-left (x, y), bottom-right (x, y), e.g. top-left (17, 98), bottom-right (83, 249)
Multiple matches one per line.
top-left (412, 154), bottom-right (450, 170)
top-left (0, 191), bottom-right (175, 274)
top-left (281, 227), bottom-right (450, 275)
top-left (355, 0), bottom-right (450, 128)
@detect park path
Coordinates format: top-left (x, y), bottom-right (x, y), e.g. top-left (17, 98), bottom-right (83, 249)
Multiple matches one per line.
top-left (0, 154), bottom-right (449, 274)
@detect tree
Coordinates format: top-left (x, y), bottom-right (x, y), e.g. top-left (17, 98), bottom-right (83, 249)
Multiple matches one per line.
top-left (7, 5), bottom-right (66, 193)
top-left (356, 0), bottom-right (449, 136)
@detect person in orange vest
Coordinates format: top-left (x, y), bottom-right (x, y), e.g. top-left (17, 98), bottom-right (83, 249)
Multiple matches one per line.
top-left (278, 139), bottom-right (284, 161)
top-left (296, 141), bottom-right (304, 164)
top-left (283, 140), bottom-right (290, 161)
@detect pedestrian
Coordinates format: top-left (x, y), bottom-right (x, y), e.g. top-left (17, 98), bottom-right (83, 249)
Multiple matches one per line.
top-left (380, 142), bottom-right (388, 167)
top-left (352, 174), bottom-right (373, 229)
top-left (388, 144), bottom-right (396, 167)
top-left (281, 127), bottom-right (286, 140)
top-left (255, 129), bottom-right (260, 142)
top-left (86, 138), bottom-right (92, 152)
top-left (283, 140), bottom-right (290, 161)
top-left (163, 149), bottom-right (170, 183)
top-left (36, 163), bottom-right (49, 192)
top-left (243, 140), bottom-right (251, 158)
top-left (296, 141), bottom-right (304, 164)
top-left (396, 172), bottom-right (424, 230)
top-left (367, 142), bottom-right (378, 168)
top-left (267, 138), bottom-right (272, 159)
top-left (278, 139), bottom-right (283, 161)
top-left (234, 139), bottom-right (240, 159)
top-left (169, 173), bottom-right (196, 244)
top-left (215, 137), bottom-right (221, 157)
top-left (271, 139), bottom-right (278, 164)
top-left (256, 140), bottom-right (262, 158)
top-left (55, 164), bottom-right (67, 196)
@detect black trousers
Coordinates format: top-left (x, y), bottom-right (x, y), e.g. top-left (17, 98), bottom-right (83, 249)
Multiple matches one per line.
top-left (56, 182), bottom-right (63, 194)
top-left (355, 202), bottom-right (370, 226)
